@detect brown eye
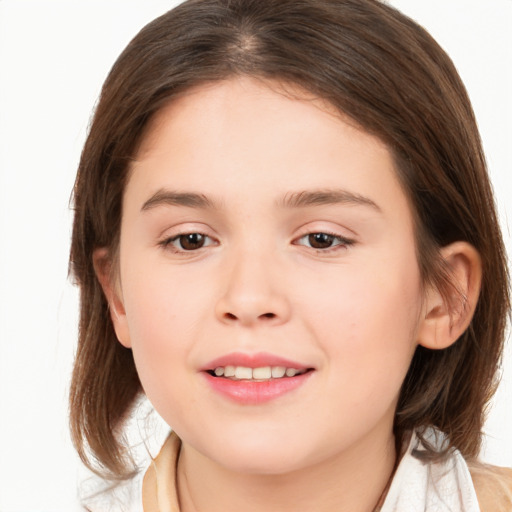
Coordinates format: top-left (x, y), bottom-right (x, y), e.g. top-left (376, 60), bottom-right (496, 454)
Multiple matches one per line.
top-left (308, 233), bottom-right (335, 249)
top-left (178, 233), bottom-right (206, 250)
top-left (161, 232), bottom-right (217, 254)
top-left (294, 232), bottom-right (354, 252)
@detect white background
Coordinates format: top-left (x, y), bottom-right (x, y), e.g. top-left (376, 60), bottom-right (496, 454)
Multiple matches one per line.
top-left (0, 1), bottom-right (511, 510)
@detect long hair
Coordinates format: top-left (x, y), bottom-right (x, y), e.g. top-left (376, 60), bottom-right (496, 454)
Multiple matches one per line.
top-left (69, 0), bottom-right (509, 478)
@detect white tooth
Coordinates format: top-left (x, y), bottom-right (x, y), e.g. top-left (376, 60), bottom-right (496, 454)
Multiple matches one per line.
top-left (253, 366), bottom-right (271, 379)
top-left (285, 368), bottom-right (298, 377)
top-left (224, 365), bottom-right (236, 377)
top-left (214, 367), bottom-right (224, 377)
top-left (271, 366), bottom-right (286, 378)
top-left (235, 366), bottom-right (253, 380)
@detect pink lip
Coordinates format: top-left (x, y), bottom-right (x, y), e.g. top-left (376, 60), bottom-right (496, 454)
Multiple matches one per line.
top-left (201, 352), bottom-right (314, 405)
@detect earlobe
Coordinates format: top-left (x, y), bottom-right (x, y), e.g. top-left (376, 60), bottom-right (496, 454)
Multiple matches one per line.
top-left (418, 242), bottom-right (482, 350)
top-left (93, 248), bottom-right (132, 348)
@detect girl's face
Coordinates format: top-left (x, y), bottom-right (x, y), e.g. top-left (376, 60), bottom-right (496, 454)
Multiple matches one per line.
top-left (113, 77), bottom-right (427, 474)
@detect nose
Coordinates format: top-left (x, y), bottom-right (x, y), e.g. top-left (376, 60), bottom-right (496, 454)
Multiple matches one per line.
top-left (214, 249), bottom-right (291, 327)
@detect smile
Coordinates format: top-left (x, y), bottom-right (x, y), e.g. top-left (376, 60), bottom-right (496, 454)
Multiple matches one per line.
top-left (202, 354), bottom-right (315, 404)
top-left (208, 365), bottom-right (309, 380)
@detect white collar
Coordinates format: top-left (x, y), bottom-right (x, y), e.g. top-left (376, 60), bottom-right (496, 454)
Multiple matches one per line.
top-left (380, 428), bottom-right (480, 512)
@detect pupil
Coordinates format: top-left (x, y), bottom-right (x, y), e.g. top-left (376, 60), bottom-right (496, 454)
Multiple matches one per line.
top-left (180, 233), bottom-right (205, 250)
top-left (309, 233), bottom-right (334, 249)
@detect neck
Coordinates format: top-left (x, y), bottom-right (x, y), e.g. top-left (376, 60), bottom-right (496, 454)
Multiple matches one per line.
top-left (177, 427), bottom-right (397, 512)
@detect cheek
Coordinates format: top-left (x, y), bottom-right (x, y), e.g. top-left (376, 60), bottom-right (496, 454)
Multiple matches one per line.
top-left (119, 262), bottom-right (208, 401)
top-left (122, 252), bottom-right (210, 340)
top-left (302, 259), bottom-right (423, 397)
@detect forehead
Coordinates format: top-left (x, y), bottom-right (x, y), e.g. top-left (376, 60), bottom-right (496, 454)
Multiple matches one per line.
top-left (127, 77), bottom-right (410, 221)
top-left (136, 77), bottom-right (374, 159)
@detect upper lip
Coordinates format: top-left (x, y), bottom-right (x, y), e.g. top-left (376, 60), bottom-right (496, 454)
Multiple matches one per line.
top-left (201, 352), bottom-right (311, 371)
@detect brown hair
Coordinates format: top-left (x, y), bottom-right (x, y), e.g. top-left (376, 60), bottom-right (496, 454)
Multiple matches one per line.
top-left (69, 0), bottom-right (509, 479)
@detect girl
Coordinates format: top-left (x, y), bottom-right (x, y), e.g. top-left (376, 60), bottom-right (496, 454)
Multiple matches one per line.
top-left (69, 0), bottom-right (511, 510)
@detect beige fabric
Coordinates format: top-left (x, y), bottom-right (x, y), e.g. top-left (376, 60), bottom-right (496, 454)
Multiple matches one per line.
top-left (142, 432), bottom-right (512, 512)
top-left (469, 463), bottom-right (512, 512)
top-left (142, 432), bottom-right (181, 512)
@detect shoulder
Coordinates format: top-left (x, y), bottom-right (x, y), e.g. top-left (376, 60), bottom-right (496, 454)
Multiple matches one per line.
top-left (469, 463), bottom-right (512, 512)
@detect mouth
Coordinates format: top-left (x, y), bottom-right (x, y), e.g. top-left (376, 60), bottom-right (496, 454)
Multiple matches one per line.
top-left (206, 365), bottom-right (313, 381)
top-left (201, 354), bottom-right (315, 404)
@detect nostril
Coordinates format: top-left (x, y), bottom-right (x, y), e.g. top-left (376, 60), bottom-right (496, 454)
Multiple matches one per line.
top-left (220, 311), bottom-right (278, 323)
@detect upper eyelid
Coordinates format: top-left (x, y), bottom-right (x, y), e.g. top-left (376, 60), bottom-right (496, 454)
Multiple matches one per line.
top-left (156, 222), bottom-right (216, 240)
top-left (159, 229), bottom-right (351, 241)
top-left (296, 232), bottom-right (351, 241)
top-left (292, 224), bottom-right (357, 241)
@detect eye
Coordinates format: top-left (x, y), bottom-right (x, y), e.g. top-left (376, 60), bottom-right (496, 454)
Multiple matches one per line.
top-left (160, 232), bottom-right (216, 252)
top-left (295, 232), bottom-right (354, 251)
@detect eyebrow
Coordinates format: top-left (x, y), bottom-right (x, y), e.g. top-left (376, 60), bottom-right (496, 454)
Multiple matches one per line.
top-left (278, 189), bottom-right (381, 212)
top-left (140, 187), bottom-right (381, 213)
top-left (141, 189), bottom-right (218, 211)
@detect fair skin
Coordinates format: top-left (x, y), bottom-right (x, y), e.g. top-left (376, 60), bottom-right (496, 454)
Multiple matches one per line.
top-left (96, 77), bottom-right (481, 512)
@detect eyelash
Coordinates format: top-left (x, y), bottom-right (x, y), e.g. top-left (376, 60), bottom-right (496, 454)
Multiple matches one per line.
top-left (294, 232), bottom-right (355, 253)
top-left (158, 231), bottom-right (355, 255)
top-left (158, 232), bottom-right (217, 254)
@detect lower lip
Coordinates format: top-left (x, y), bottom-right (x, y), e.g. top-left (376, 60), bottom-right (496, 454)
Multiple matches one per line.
top-left (203, 371), bottom-right (313, 405)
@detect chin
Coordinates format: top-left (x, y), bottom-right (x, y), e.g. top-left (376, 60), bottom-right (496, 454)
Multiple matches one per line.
top-left (205, 430), bottom-right (312, 475)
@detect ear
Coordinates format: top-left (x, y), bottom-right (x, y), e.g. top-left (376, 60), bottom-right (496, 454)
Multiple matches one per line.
top-left (93, 248), bottom-right (132, 348)
top-left (418, 241), bottom-right (482, 350)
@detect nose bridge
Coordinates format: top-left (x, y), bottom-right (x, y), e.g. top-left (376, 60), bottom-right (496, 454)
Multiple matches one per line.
top-left (215, 241), bottom-right (290, 326)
